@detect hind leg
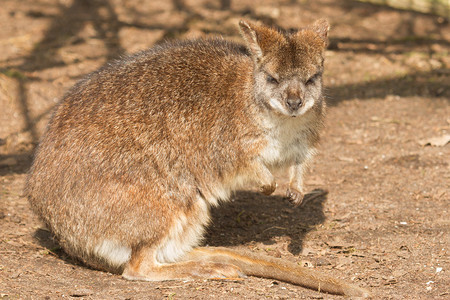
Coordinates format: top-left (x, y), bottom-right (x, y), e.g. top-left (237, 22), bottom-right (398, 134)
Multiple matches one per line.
top-left (122, 246), bottom-right (243, 281)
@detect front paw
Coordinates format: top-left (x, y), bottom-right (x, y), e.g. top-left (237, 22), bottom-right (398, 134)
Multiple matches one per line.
top-left (260, 182), bottom-right (277, 195)
top-left (286, 187), bottom-right (305, 206)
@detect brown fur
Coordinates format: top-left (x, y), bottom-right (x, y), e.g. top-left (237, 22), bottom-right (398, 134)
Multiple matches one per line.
top-left (26, 20), bottom-right (370, 297)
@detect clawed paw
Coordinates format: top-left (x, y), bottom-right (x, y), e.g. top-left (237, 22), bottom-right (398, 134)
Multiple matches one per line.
top-left (260, 182), bottom-right (277, 195)
top-left (286, 187), bottom-right (305, 206)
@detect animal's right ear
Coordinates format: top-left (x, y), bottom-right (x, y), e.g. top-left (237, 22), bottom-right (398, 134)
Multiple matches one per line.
top-left (239, 20), bottom-right (285, 64)
top-left (239, 20), bottom-right (264, 61)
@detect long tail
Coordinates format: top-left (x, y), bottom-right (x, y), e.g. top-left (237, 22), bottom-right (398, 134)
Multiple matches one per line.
top-left (188, 247), bottom-right (371, 298)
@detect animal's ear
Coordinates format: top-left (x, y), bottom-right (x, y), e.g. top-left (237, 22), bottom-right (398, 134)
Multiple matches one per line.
top-left (238, 20), bottom-right (284, 63)
top-left (238, 20), bottom-right (263, 60)
top-left (309, 19), bottom-right (330, 44)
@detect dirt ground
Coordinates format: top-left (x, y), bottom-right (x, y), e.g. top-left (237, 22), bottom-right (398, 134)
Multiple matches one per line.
top-left (1, 0), bottom-right (449, 299)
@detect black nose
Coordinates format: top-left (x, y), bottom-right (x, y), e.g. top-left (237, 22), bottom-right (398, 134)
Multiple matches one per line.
top-left (286, 98), bottom-right (303, 111)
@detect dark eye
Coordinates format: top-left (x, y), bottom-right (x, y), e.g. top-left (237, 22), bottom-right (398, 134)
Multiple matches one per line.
top-left (306, 72), bottom-right (321, 85)
top-left (306, 77), bottom-right (316, 85)
top-left (266, 75), bottom-right (278, 84)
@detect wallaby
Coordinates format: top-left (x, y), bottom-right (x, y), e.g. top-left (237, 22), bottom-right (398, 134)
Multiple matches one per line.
top-left (26, 19), bottom-right (370, 297)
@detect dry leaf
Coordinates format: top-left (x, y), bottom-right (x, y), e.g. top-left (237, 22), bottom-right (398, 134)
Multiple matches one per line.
top-left (70, 289), bottom-right (93, 297)
top-left (419, 134), bottom-right (450, 147)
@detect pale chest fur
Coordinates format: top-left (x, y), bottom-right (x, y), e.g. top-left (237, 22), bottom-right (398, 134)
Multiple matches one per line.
top-left (259, 113), bottom-right (318, 169)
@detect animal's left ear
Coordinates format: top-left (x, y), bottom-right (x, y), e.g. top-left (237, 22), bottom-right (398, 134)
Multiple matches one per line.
top-left (310, 19), bottom-right (330, 44)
